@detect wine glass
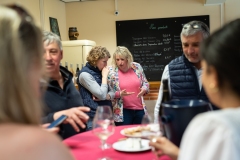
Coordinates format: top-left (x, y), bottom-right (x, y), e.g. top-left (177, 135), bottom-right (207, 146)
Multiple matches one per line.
top-left (92, 105), bottom-right (115, 160)
top-left (141, 114), bottom-right (161, 138)
top-left (141, 114), bottom-right (162, 160)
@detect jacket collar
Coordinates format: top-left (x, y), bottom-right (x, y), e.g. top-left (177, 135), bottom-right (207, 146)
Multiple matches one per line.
top-left (86, 62), bottom-right (101, 73)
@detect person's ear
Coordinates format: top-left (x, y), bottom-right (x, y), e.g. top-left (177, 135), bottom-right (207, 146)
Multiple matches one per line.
top-left (208, 66), bottom-right (219, 92)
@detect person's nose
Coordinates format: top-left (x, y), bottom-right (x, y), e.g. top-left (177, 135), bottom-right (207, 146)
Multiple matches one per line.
top-left (187, 46), bottom-right (194, 54)
top-left (120, 60), bottom-right (124, 65)
top-left (44, 52), bottom-right (52, 61)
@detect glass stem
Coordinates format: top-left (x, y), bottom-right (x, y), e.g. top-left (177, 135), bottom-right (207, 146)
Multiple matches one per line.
top-left (100, 139), bottom-right (106, 150)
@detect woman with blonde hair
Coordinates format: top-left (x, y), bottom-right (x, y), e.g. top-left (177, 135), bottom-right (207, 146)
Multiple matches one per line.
top-left (108, 46), bottom-right (149, 125)
top-left (0, 4), bottom-right (73, 159)
top-left (78, 46), bottom-right (113, 130)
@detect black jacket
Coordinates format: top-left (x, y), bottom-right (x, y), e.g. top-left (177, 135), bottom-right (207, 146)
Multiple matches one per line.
top-left (42, 66), bottom-right (85, 139)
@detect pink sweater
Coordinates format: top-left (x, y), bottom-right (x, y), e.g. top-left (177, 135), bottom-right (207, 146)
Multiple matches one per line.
top-left (117, 68), bottom-right (143, 110)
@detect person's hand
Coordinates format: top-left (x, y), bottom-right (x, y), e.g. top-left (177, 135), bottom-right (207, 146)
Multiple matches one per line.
top-left (54, 107), bottom-right (90, 132)
top-left (92, 94), bottom-right (111, 101)
top-left (149, 137), bottom-right (179, 160)
top-left (137, 87), bottom-right (146, 98)
top-left (101, 67), bottom-right (109, 78)
top-left (106, 94), bottom-right (111, 100)
top-left (92, 95), bottom-right (100, 101)
top-left (120, 89), bottom-right (135, 97)
top-left (41, 123), bottom-right (60, 134)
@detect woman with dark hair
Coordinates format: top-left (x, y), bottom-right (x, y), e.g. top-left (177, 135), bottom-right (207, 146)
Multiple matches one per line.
top-left (78, 46), bottom-right (113, 131)
top-left (150, 19), bottom-right (240, 160)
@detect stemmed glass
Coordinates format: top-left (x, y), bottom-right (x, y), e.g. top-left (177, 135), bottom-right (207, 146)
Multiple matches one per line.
top-left (141, 114), bottom-right (162, 160)
top-left (141, 114), bottom-right (161, 138)
top-left (92, 105), bottom-right (115, 160)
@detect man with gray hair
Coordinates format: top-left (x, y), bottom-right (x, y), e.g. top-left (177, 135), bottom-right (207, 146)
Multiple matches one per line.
top-left (154, 20), bottom-right (216, 123)
top-left (42, 31), bottom-right (90, 139)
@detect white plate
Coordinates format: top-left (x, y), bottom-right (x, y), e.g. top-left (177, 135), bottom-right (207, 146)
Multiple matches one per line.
top-left (120, 124), bottom-right (160, 138)
top-left (112, 139), bottom-right (151, 152)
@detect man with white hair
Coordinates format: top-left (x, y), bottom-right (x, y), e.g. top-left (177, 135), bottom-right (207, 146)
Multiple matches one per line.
top-left (42, 31), bottom-right (90, 139)
top-left (154, 20), bottom-right (217, 123)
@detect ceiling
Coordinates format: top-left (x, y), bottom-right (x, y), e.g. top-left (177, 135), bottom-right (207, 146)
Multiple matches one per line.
top-left (60, 0), bottom-right (227, 4)
top-left (60, 0), bottom-right (97, 2)
top-left (205, 0), bottom-right (226, 4)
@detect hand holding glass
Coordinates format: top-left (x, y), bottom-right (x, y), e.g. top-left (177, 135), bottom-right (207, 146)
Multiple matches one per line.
top-left (141, 114), bottom-right (161, 160)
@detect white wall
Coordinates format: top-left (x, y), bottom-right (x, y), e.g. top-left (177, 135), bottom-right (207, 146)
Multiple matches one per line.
top-left (42, 0), bottom-right (67, 40)
top-left (0, 0), bottom-right (67, 39)
top-left (0, 0), bottom-right (41, 26)
top-left (225, 0), bottom-right (240, 23)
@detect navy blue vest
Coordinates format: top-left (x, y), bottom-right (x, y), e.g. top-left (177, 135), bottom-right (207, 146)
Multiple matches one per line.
top-left (168, 55), bottom-right (209, 102)
top-left (79, 63), bottom-right (112, 118)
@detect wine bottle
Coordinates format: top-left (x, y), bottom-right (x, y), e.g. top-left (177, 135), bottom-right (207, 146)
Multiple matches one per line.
top-left (159, 79), bottom-right (170, 136)
top-left (70, 63), bottom-right (75, 76)
top-left (160, 79), bottom-right (170, 113)
top-left (70, 63), bottom-right (75, 84)
top-left (75, 63), bottom-right (80, 77)
top-left (65, 61), bottom-right (68, 70)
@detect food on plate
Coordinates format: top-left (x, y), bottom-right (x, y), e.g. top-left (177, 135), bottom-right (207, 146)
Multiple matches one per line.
top-left (123, 126), bottom-right (151, 136)
top-left (125, 138), bottom-right (142, 149)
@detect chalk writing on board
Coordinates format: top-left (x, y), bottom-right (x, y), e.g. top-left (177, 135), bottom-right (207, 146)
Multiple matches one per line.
top-left (149, 23), bottom-right (168, 30)
top-left (131, 35), bottom-right (174, 80)
top-left (116, 15), bottom-right (210, 81)
top-left (174, 35), bottom-right (183, 53)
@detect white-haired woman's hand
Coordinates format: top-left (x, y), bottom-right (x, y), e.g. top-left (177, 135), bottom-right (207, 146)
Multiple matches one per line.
top-left (120, 89), bottom-right (135, 97)
top-left (137, 87), bottom-right (146, 98)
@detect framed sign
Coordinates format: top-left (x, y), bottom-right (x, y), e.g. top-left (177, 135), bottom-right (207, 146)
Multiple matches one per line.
top-left (49, 17), bottom-right (61, 39)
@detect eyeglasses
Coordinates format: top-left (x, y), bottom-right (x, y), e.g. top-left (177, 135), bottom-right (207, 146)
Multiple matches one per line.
top-left (183, 23), bottom-right (209, 33)
top-left (6, 4), bottom-right (32, 23)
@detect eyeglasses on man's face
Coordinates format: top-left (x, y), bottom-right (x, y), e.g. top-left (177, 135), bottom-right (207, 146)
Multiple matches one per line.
top-left (183, 23), bottom-right (208, 33)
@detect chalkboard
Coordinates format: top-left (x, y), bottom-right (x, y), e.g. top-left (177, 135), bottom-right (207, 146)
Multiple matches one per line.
top-left (116, 15), bottom-right (209, 81)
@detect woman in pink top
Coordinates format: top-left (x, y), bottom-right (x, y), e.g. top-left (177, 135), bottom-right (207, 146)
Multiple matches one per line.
top-left (108, 46), bottom-right (149, 125)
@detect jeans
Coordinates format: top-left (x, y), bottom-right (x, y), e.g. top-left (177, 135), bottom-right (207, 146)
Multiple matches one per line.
top-left (115, 108), bottom-right (144, 126)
